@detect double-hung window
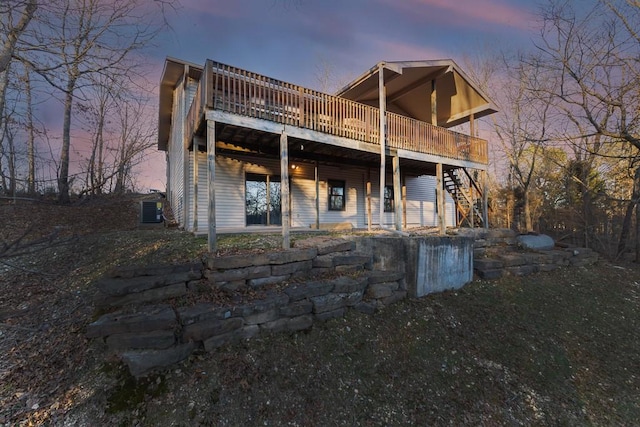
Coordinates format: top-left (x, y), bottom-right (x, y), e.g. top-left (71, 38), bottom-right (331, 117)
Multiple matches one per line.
top-left (328, 180), bottom-right (346, 211)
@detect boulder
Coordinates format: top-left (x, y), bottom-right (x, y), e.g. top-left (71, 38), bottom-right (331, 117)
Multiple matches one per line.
top-left (517, 234), bottom-right (555, 251)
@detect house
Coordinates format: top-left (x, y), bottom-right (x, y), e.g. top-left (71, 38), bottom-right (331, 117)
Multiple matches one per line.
top-left (158, 57), bottom-right (497, 250)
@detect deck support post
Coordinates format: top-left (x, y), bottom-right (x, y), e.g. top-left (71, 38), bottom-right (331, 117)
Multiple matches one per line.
top-left (378, 63), bottom-right (387, 229)
top-left (402, 180), bottom-right (407, 229)
top-left (315, 161), bottom-right (320, 230)
top-left (207, 120), bottom-right (217, 252)
top-left (280, 131), bottom-right (290, 249)
top-left (436, 162), bottom-right (446, 236)
top-left (393, 154), bottom-right (403, 231)
top-left (367, 171), bottom-right (372, 231)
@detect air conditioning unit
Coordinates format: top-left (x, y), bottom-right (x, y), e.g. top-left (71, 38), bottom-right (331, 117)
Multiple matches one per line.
top-left (140, 201), bottom-right (163, 223)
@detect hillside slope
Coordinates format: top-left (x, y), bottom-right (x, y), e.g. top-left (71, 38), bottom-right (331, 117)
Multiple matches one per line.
top-left (0, 196), bottom-right (638, 425)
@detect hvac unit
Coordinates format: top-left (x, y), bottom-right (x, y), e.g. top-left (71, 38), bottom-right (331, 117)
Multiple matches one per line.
top-left (140, 201), bottom-right (163, 223)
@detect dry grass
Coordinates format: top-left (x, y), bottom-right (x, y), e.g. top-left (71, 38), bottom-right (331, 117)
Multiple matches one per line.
top-left (1, 196), bottom-right (639, 425)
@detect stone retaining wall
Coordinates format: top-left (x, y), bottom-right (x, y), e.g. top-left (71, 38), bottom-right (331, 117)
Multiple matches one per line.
top-left (88, 240), bottom-right (406, 376)
top-left (469, 228), bottom-right (599, 279)
top-left (87, 231), bottom-right (599, 376)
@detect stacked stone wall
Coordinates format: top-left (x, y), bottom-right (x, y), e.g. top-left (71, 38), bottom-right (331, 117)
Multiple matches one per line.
top-left (88, 240), bottom-right (405, 376)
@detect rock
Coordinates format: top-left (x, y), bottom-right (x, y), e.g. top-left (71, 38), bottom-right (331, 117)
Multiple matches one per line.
top-left (365, 271), bottom-right (404, 284)
top-left (284, 281), bottom-right (333, 301)
top-left (206, 253), bottom-right (268, 270)
top-left (96, 283), bottom-right (187, 308)
top-left (267, 248), bottom-right (318, 265)
top-left (331, 276), bottom-right (368, 293)
top-left (96, 271), bottom-right (199, 296)
top-left (107, 262), bottom-right (202, 279)
top-left (287, 314), bottom-right (313, 331)
top-left (244, 308), bottom-right (279, 325)
top-left (260, 318), bottom-right (289, 334)
top-left (121, 342), bottom-right (195, 377)
top-left (517, 234), bottom-right (555, 251)
top-left (474, 258), bottom-right (504, 271)
top-left (280, 300), bottom-right (313, 317)
top-left (366, 282), bottom-right (399, 299)
top-left (316, 240), bottom-right (355, 255)
top-left (183, 317), bottom-right (244, 341)
top-left (314, 307), bottom-right (346, 321)
top-left (86, 305), bottom-right (176, 338)
top-left (178, 303), bottom-right (232, 325)
top-left (332, 253), bottom-right (371, 267)
top-left (271, 260), bottom-right (313, 276)
top-left (106, 330), bottom-right (175, 351)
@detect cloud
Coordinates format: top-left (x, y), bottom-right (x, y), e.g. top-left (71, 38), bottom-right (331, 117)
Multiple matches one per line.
top-left (379, 0), bottom-right (534, 30)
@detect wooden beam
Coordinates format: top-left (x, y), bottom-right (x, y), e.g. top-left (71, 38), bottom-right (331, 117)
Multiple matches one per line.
top-left (436, 162), bottom-right (445, 235)
top-left (469, 112), bottom-right (475, 137)
top-left (386, 66), bottom-right (450, 104)
top-left (280, 131), bottom-right (290, 249)
top-left (393, 154), bottom-right (402, 231)
top-left (207, 120), bottom-right (217, 252)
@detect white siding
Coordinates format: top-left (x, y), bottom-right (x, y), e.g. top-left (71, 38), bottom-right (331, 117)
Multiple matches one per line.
top-left (405, 175), bottom-right (455, 227)
top-left (167, 77), bottom-right (186, 226)
top-left (318, 166), bottom-right (367, 228)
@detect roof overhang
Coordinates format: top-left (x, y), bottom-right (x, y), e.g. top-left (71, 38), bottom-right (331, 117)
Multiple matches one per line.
top-left (158, 57), bottom-right (202, 151)
top-left (336, 60), bottom-right (498, 128)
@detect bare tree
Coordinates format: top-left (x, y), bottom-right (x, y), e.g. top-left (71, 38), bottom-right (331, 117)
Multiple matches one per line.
top-left (533, 0), bottom-right (640, 257)
top-left (25, 0), bottom-right (174, 202)
top-left (0, 0), bottom-right (37, 132)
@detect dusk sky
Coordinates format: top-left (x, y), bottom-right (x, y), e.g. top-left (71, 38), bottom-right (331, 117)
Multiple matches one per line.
top-left (139, 0), bottom-right (541, 190)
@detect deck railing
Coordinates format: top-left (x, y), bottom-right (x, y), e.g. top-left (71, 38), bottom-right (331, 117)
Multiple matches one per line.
top-left (186, 60), bottom-right (488, 165)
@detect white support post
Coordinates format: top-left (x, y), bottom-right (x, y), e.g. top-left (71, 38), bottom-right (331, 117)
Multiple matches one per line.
top-left (378, 63), bottom-right (386, 229)
top-left (280, 131), bottom-right (290, 249)
top-left (207, 120), bottom-right (217, 252)
top-left (393, 154), bottom-right (402, 231)
top-left (436, 163), bottom-right (446, 236)
top-left (315, 162), bottom-right (320, 230)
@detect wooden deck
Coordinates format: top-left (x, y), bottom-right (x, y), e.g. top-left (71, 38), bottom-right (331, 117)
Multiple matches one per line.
top-left (186, 60), bottom-right (488, 165)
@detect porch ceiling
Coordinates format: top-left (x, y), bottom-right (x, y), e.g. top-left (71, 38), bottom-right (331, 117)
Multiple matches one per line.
top-left (336, 60), bottom-right (498, 128)
top-left (199, 122), bottom-right (443, 177)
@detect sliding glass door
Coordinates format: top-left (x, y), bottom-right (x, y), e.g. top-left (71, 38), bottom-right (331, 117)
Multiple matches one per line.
top-left (245, 173), bottom-right (281, 225)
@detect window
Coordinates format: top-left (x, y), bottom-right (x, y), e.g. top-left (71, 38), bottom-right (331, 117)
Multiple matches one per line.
top-left (328, 180), bottom-right (345, 211)
top-left (384, 185), bottom-right (394, 212)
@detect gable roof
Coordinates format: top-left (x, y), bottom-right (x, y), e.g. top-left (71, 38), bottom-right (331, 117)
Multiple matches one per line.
top-left (336, 60), bottom-right (497, 128)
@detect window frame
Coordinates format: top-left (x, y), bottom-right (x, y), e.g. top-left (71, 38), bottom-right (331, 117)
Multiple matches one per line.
top-left (328, 179), bottom-right (346, 211)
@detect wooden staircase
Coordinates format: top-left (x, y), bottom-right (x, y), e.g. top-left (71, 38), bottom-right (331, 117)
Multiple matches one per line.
top-left (443, 168), bottom-right (485, 228)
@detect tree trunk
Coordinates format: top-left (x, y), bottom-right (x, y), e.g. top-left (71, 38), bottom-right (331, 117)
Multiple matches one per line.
top-left (523, 191), bottom-right (533, 232)
top-left (58, 78), bottom-right (76, 203)
top-left (25, 66), bottom-right (36, 195)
